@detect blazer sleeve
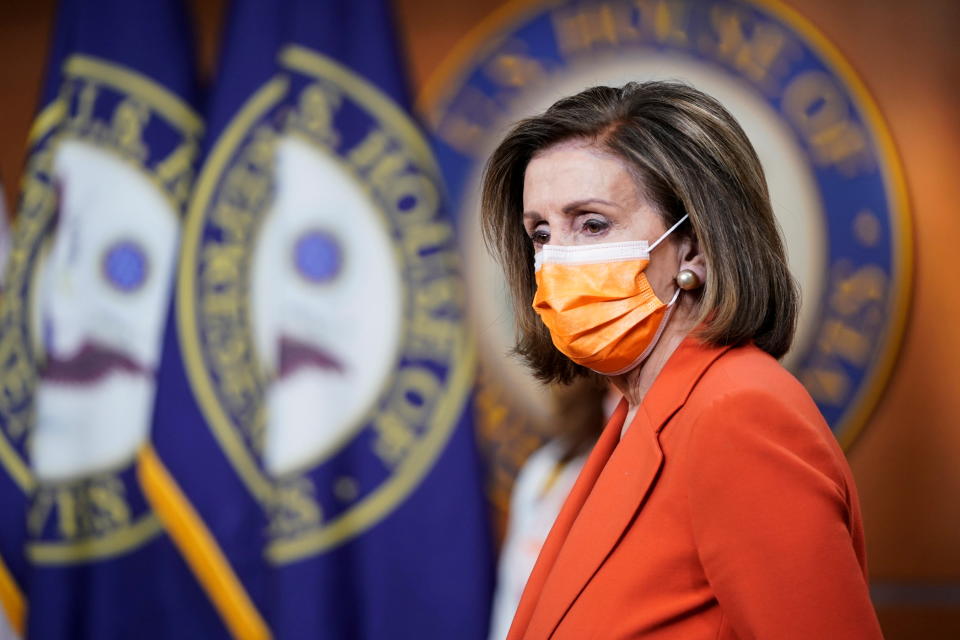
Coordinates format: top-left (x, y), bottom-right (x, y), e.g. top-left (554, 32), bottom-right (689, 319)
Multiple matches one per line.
top-left (684, 388), bottom-right (884, 640)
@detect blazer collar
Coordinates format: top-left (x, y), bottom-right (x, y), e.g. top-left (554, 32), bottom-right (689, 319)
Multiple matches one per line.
top-left (508, 335), bottom-right (734, 639)
top-left (640, 333), bottom-right (735, 432)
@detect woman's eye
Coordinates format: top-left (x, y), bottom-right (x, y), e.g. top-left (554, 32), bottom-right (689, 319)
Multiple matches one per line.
top-left (530, 228), bottom-right (550, 244)
top-left (582, 219), bottom-right (608, 234)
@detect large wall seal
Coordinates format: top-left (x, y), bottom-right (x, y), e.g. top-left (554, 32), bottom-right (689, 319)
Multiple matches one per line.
top-left (421, 0), bottom-right (911, 513)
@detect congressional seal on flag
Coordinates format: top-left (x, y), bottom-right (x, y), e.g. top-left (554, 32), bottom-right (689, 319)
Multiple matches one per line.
top-left (2, 53), bottom-right (197, 564)
top-left (181, 42), bottom-right (473, 563)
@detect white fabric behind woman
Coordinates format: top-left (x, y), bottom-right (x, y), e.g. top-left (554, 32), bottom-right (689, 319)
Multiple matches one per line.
top-left (487, 441), bottom-right (588, 640)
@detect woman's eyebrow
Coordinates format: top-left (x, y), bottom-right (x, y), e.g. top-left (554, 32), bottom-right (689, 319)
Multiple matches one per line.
top-left (562, 198), bottom-right (617, 213)
top-left (522, 210), bottom-right (544, 223)
top-left (523, 198), bottom-right (618, 221)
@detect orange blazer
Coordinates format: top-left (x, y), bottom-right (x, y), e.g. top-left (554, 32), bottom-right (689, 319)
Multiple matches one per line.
top-left (507, 337), bottom-right (884, 640)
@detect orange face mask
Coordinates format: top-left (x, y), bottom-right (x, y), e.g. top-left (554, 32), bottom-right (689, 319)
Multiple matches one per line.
top-left (532, 215), bottom-right (687, 375)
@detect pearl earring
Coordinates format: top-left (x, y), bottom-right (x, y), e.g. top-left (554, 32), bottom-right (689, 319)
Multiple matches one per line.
top-left (675, 269), bottom-right (702, 290)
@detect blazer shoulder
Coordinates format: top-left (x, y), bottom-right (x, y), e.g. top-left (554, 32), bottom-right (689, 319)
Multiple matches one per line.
top-left (682, 343), bottom-right (851, 493)
top-left (696, 343), bottom-right (816, 411)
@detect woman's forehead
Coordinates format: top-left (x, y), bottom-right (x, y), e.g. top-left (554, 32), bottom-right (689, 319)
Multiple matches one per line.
top-left (523, 144), bottom-right (644, 210)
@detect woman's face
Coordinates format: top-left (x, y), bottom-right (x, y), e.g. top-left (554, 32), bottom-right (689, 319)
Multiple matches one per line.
top-left (522, 140), bottom-right (681, 303)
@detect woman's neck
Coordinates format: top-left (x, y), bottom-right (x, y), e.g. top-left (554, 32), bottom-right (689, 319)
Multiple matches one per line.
top-left (610, 301), bottom-right (697, 410)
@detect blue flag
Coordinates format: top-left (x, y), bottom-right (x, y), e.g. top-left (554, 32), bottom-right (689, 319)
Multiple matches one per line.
top-left (149, 0), bottom-right (495, 637)
top-left (0, 0), bottom-right (230, 637)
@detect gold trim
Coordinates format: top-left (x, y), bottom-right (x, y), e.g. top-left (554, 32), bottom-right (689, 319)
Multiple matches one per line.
top-left (0, 428), bottom-right (33, 493)
top-left (416, 0), bottom-right (913, 451)
top-left (138, 446), bottom-right (271, 640)
top-left (0, 552), bottom-right (25, 635)
top-left (64, 56), bottom-right (203, 134)
top-left (27, 99), bottom-right (66, 144)
top-left (27, 513), bottom-right (162, 565)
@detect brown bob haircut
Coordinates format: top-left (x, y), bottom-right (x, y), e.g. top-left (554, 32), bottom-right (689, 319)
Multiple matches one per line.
top-left (481, 81), bottom-right (799, 384)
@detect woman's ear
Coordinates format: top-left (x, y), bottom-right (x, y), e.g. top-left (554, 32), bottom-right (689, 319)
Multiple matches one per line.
top-left (676, 233), bottom-right (706, 286)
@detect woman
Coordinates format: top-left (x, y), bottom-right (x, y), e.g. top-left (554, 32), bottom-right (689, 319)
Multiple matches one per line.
top-left (481, 82), bottom-right (883, 639)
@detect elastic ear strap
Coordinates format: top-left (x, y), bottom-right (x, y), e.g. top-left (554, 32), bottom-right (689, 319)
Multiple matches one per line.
top-left (667, 286), bottom-right (681, 306)
top-left (648, 214), bottom-right (690, 252)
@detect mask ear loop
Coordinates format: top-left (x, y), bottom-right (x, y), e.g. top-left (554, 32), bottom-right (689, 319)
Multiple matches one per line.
top-left (648, 214), bottom-right (689, 253)
top-left (603, 215), bottom-right (689, 375)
